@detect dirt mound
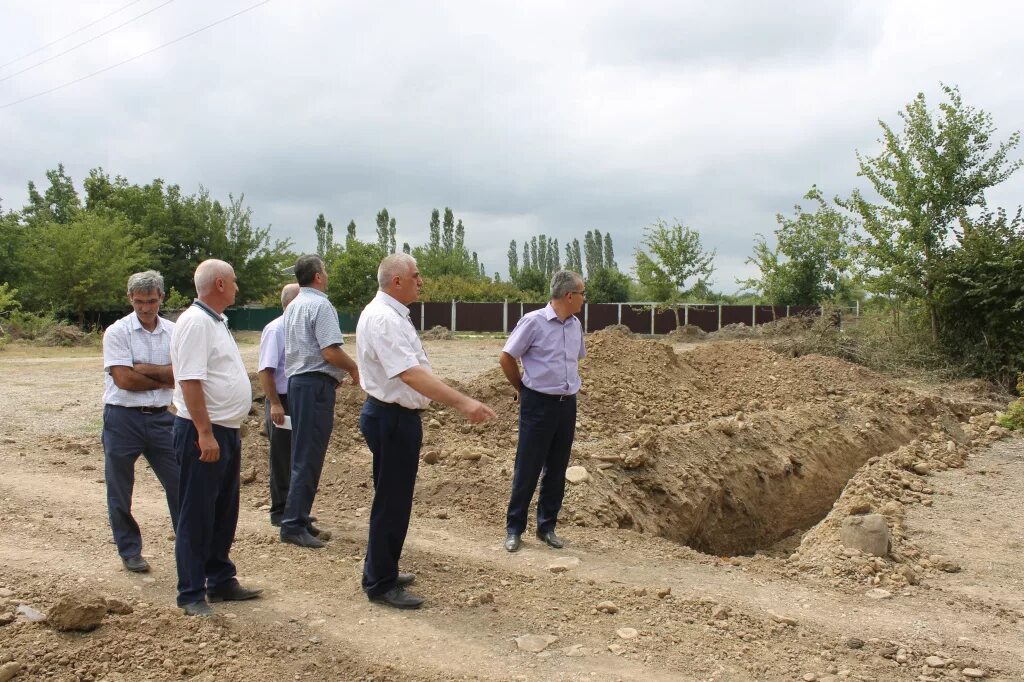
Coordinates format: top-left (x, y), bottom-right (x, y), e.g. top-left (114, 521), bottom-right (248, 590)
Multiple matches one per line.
top-left (664, 324), bottom-right (707, 341)
top-left (47, 591), bottom-right (107, 632)
top-left (40, 325), bottom-right (90, 347)
top-left (421, 325), bottom-right (455, 340)
top-left (601, 324), bottom-right (634, 336)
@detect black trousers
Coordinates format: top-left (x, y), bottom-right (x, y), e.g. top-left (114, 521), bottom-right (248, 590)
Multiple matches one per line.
top-left (264, 393), bottom-right (291, 522)
top-left (173, 417), bottom-right (240, 607)
top-left (359, 398), bottom-right (422, 597)
top-left (281, 373), bottom-right (335, 535)
top-left (505, 386), bottom-right (577, 535)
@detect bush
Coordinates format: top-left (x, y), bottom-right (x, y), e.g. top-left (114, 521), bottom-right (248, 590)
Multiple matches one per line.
top-left (998, 374), bottom-right (1024, 430)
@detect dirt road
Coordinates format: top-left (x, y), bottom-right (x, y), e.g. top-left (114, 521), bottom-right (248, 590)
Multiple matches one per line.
top-left (0, 337), bottom-right (1020, 681)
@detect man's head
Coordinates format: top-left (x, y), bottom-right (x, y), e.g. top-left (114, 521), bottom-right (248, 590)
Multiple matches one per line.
top-left (294, 255), bottom-right (327, 291)
top-left (127, 270), bottom-right (165, 327)
top-left (193, 259), bottom-right (238, 313)
top-left (281, 282), bottom-right (300, 309)
top-left (550, 270), bottom-right (585, 316)
top-left (377, 253), bottom-right (422, 306)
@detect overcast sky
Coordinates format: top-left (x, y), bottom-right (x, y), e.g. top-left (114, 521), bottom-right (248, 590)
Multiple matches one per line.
top-left (2, 1), bottom-right (1022, 290)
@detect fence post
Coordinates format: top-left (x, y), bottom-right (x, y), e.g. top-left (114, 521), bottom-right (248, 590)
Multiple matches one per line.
top-left (650, 305), bottom-right (655, 335)
top-left (786, 304), bottom-right (790, 319)
top-left (617, 303), bottom-right (622, 324)
top-left (856, 300), bottom-right (860, 318)
top-left (451, 300), bottom-right (457, 332)
top-left (684, 304), bottom-right (689, 326)
top-left (718, 304), bottom-right (722, 330)
top-left (584, 303), bottom-right (589, 332)
top-left (420, 302), bottom-right (425, 331)
top-left (503, 299), bottom-right (508, 334)
top-left (752, 303), bottom-right (756, 327)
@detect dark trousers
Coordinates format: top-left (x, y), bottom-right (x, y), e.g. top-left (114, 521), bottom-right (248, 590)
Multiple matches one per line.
top-left (505, 387), bottom-right (577, 535)
top-left (281, 373), bottom-right (335, 534)
top-left (101, 405), bottom-right (180, 559)
top-left (264, 393), bottom-right (291, 523)
top-left (360, 398), bottom-right (422, 597)
top-left (173, 417), bottom-right (240, 607)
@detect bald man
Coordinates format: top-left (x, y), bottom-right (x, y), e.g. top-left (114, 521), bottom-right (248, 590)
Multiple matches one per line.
top-left (170, 259), bottom-right (262, 616)
top-left (258, 282), bottom-right (301, 528)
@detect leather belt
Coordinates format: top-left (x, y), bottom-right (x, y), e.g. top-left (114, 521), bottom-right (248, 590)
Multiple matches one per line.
top-left (522, 386), bottom-right (576, 402)
top-left (109, 405), bottom-right (169, 414)
top-left (366, 395), bottom-right (425, 414)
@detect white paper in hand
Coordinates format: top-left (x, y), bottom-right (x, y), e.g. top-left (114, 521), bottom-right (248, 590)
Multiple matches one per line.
top-left (279, 415), bottom-right (292, 430)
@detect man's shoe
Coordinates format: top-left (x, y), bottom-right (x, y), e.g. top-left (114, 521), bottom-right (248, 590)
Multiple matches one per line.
top-left (369, 587), bottom-right (424, 609)
top-left (122, 555), bottom-right (151, 573)
top-left (280, 530), bottom-right (325, 549)
top-left (397, 572), bottom-right (416, 587)
top-left (504, 533), bottom-right (522, 552)
top-left (536, 530), bottom-right (564, 549)
top-left (307, 524), bottom-right (332, 541)
top-left (182, 600), bottom-right (213, 617)
top-left (208, 582), bottom-right (263, 603)
top-left (270, 516), bottom-right (282, 527)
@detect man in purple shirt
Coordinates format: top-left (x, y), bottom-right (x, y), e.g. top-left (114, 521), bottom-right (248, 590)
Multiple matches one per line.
top-left (257, 282), bottom-right (300, 528)
top-left (499, 270), bottom-right (587, 552)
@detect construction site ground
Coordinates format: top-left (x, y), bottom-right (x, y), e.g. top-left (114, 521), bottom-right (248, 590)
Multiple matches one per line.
top-left (0, 330), bottom-right (1021, 682)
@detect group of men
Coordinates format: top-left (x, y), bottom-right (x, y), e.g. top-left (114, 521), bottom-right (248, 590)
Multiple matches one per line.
top-left (101, 252), bottom-right (586, 614)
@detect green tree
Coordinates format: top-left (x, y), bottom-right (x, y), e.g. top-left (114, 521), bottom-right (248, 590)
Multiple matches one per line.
top-left (375, 208), bottom-right (397, 255)
top-left (586, 266), bottom-right (631, 303)
top-left (215, 194), bottom-right (293, 304)
top-left (314, 213), bottom-right (334, 256)
top-left (839, 84), bottom-right (1021, 340)
top-left (326, 235), bottom-right (383, 314)
top-left (507, 239), bottom-right (519, 280)
top-left (634, 220), bottom-right (716, 327)
top-left (741, 186), bottom-right (856, 305)
top-left (23, 164), bottom-right (80, 226)
top-left (22, 213), bottom-right (151, 324)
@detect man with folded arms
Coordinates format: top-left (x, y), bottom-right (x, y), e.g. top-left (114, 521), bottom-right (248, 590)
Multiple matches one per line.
top-left (170, 259), bottom-right (261, 616)
top-left (358, 253), bottom-right (496, 608)
top-left (500, 270), bottom-right (587, 553)
top-left (101, 270), bottom-right (179, 573)
top-left (279, 254), bottom-right (359, 549)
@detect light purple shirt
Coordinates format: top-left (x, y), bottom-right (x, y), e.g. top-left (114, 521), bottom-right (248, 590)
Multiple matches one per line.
top-left (258, 315), bottom-right (288, 395)
top-left (503, 303), bottom-right (586, 396)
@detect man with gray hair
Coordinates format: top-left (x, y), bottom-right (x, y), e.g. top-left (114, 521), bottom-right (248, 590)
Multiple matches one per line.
top-left (257, 282), bottom-right (301, 528)
top-left (357, 253), bottom-right (496, 608)
top-left (500, 270), bottom-right (586, 553)
top-left (279, 254), bottom-right (359, 549)
top-left (101, 270), bottom-right (179, 573)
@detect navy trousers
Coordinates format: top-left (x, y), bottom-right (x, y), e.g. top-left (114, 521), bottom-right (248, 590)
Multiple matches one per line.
top-left (281, 373), bottom-right (335, 535)
top-left (505, 386), bottom-right (577, 535)
top-left (264, 393), bottom-right (291, 523)
top-left (101, 405), bottom-right (180, 560)
top-left (360, 399), bottom-right (422, 597)
top-left (173, 417), bottom-right (240, 607)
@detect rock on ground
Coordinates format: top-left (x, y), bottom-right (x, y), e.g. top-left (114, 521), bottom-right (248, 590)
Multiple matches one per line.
top-left (840, 514), bottom-right (890, 556)
top-left (47, 592), bottom-right (107, 632)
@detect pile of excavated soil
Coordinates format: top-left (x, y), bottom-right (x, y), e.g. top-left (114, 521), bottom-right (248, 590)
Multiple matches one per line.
top-left (664, 324), bottom-right (707, 341)
top-left (421, 325), bottom-right (455, 340)
top-left (240, 329), bottom-right (1002, 580)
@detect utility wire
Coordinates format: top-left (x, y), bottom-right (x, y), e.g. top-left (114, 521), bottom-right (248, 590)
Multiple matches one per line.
top-left (0, 0), bottom-right (150, 70)
top-left (1, 0), bottom-right (273, 110)
top-left (0, 0), bottom-right (177, 84)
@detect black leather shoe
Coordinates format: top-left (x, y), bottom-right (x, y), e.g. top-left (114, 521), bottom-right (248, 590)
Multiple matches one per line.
top-left (122, 555), bottom-right (151, 573)
top-left (182, 600), bottom-right (213, 617)
top-left (536, 530), bottom-right (564, 549)
top-left (369, 587), bottom-right (424, 609)
top-left (272, 515), bottom-right (315, 527)
top-left (504, 533), bottom-right (522, 552)
top-left (280, 530), bottom-right (325, 549)
top-left (397, 572), bottom-right (416, 587)
top-left (307, 524), bottom-right (332, 541)
top-left (208, 582), bottom-right (263, 602)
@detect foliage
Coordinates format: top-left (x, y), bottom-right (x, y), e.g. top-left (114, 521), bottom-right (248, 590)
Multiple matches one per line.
top-left (412, 207), bottom-right (484, 279)
top-left (586, 266), bottom-right (631, 303)
top-left (634, 220), bottom-right (715, 325)
top-left (20, 213), bottom-right (151, 324)
top-left (420, 275), bottom-right (533, 302)
top-left (375, 208), bottom-right (397, 255)
top-left (998, 374), bottom-right (1024, 429)
top-left (933, 206), bottom-right (1024, 387)
top-left (741, 186), bottom-right (857, 305)
top-left (23, 164), bottom-right (80, 226)
top-left (326, 237), bottom-right (383, 314)
top-left (314, 213), bottom-right (334, 256)
top-left (163, 287), bottom-right (191, 311)
top-left (509, 234), bottom-right (561, 295)
top-left (838, 84), bottom-right (1021, 338)
top-left (0, 282), bottom-right (20, 318)
top-left (3, 309), bottom-right (62, 341)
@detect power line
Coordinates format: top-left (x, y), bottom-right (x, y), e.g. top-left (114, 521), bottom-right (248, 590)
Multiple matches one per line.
top-left (0, 0), bottom-right (177, 84)
top-left (0, 0), bottom-right (150, 70)
top-left (1, 0), bottom-right (274, 110)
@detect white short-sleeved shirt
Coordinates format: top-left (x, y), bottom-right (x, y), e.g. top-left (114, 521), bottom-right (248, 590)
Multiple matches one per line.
top-left (257, 315), bottom-right (288, 395)
top-left (102, 312), bottom-right (175, 407)
top-left (356, 291), bottom-right (432, 410)
top-left (171, 302), bottom-right (252, 429)
top-left (284, 287), bottom-right (345, 382)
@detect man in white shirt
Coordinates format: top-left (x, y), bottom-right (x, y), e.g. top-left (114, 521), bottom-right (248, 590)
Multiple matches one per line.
top-left (101, 270), bottom-right (179, 573)
top-left (170, 259), bottom-right (262, 617)
top-left (357, 253), bottom-right (496, 609)
top-left (257, 282), bottom-right (300, 528)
